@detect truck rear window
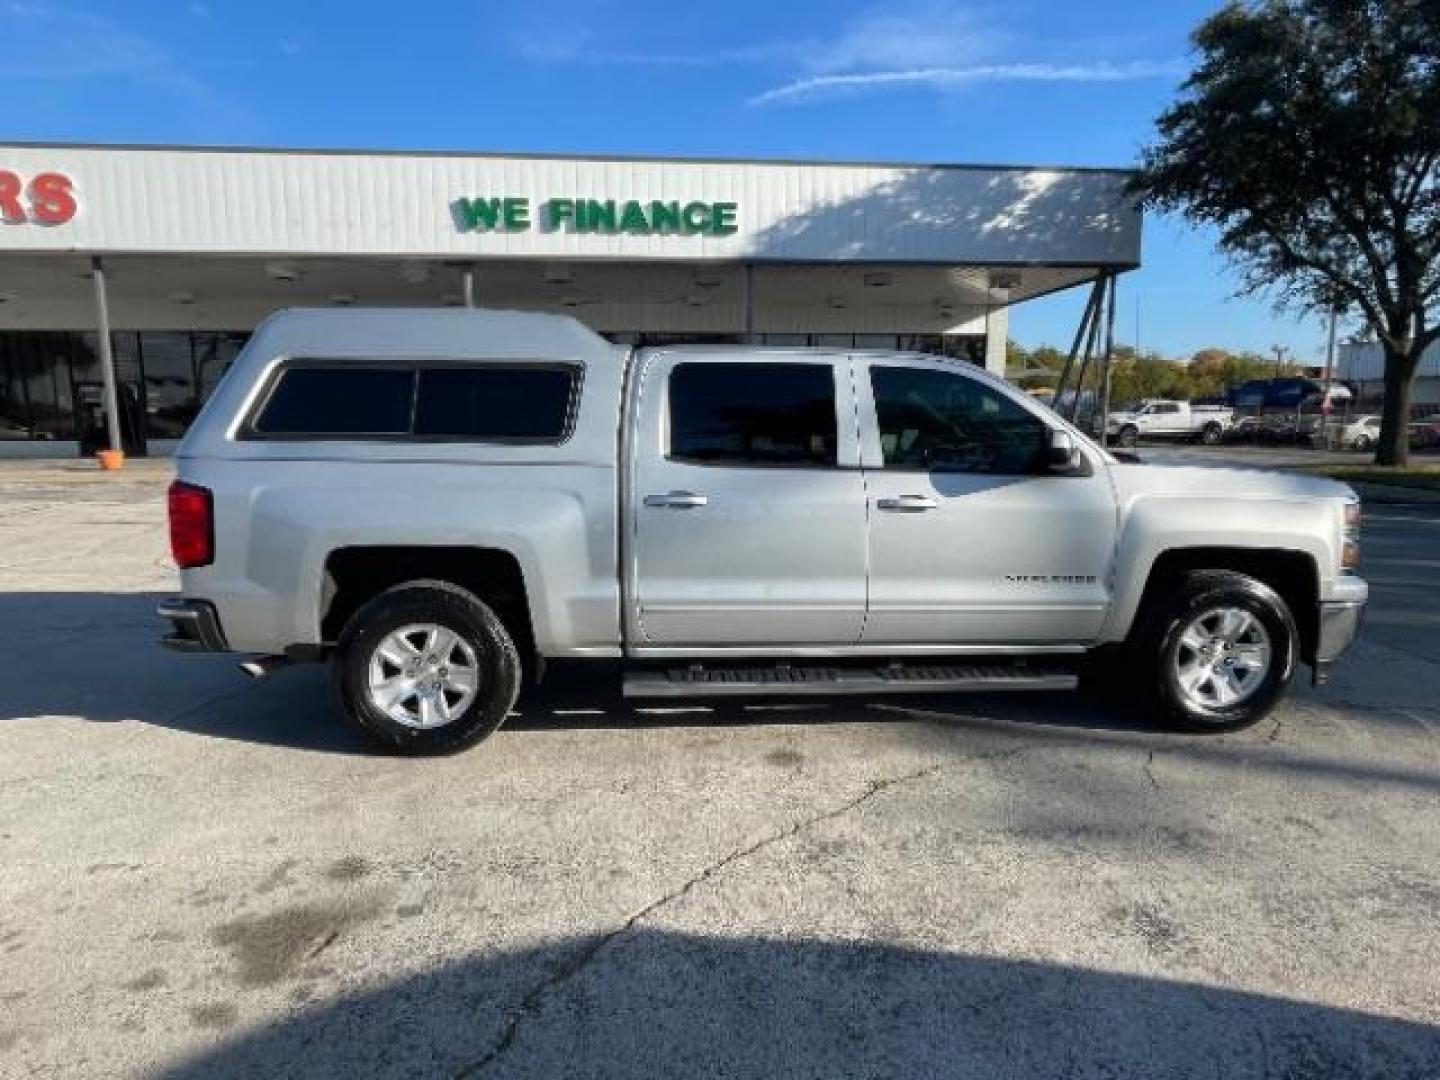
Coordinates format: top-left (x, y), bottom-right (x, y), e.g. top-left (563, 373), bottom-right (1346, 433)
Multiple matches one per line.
top-left (253, 367), bottom-right (413, 435)
top-left (248, 362), bottom-right (578, 442)
top-left (668, 362), bottom-right (837, 467)
top-left (414, 367), bottom-right (575, 440)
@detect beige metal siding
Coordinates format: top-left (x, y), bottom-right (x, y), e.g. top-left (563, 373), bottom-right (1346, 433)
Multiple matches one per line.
top-left (0, 145), bottom-right (1141, 266)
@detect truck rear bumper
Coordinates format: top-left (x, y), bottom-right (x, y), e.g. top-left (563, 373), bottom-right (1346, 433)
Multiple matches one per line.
top-left (158, 598), bottom-right (230, 653)
top-left (1312, 599), bottom-right (1364, 685)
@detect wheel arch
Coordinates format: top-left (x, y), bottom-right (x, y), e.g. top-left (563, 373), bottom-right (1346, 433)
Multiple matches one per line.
top-left (1127, 547), bottom-right (1320, 664)
top-left (321, 545), bottom-right (538, 669)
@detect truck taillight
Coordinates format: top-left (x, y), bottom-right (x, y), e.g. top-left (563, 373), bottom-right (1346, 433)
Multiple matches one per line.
top-left (168, 480), bottom-right (214, 569)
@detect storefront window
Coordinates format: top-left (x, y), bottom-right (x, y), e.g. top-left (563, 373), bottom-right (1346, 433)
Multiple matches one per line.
top-left (193, 332), bottom-right (247, 402)
top-left (1, 333), bottom-right (80, 441)
top-left (0, 330), bottom-right (249, 443)
top-left (139, 332), bottom-right (196, 439)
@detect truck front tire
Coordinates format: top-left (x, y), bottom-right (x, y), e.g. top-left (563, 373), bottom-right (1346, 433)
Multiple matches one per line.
top-left (332, 580), bottom-right (521, 755)
top-left (1138, 570), bottom-right (1296, 732)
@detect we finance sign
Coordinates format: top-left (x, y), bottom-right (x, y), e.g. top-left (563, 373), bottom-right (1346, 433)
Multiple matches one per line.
top-left (453, 195), bottom-right (738, 237)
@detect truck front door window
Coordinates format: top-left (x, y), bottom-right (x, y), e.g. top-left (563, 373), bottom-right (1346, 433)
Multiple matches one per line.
top-left (870, 365), bottom-right (1045, 474)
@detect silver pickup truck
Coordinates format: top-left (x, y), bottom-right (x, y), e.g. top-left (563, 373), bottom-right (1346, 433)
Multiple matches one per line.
top-left (160, 309), bottom-right (1366, 754)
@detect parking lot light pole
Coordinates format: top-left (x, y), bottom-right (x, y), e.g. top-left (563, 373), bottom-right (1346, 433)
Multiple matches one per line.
top-left (91, 256), bottom-right (123, 458)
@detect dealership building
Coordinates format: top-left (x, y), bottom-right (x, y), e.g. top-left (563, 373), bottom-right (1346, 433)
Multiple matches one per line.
top-left (0, 143), bottom-right (1141, 452)
top-left (1338, 339), bottom-right (1440, 408)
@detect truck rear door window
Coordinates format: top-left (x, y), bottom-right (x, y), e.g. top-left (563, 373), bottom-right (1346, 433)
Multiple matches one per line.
top-left (253, 367), bottom-right (413, 435)
top-left (668, 362), bottom-right (837, 467)
top-left (414, 366), bottom-right (576, 441)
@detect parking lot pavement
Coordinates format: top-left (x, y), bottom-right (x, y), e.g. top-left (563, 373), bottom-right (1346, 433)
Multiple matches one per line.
top-left (1, 459), bottom-right (1438, 1078)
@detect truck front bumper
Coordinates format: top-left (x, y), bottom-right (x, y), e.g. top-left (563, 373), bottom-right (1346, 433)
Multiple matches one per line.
top-left (158, 598), bottom-right (230, 653)
top-left (1311, 596), bottom-right (1365, 686)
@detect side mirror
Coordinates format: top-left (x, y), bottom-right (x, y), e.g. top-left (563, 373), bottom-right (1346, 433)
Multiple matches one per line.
top-left (1044, 429), bottom-right (1079, 469)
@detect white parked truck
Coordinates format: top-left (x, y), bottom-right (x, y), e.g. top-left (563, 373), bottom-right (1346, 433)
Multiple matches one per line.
top-left (1106, 399), bottom-right (1235, 447)
top-left (160, 309), bottom-right (1366, 755)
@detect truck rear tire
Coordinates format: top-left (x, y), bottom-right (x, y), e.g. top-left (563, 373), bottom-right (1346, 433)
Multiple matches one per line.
top-left (1117, 425), bottom-right (1139, 449)
top-left (1136, 570), bottom-right (1296, 732)
top-left (1199, 422), bottom-right (1223, 446)
top-left (332, 580), bottom-right (521, 755)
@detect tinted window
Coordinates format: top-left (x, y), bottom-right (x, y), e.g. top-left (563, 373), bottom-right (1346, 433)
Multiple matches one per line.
top-left (254, 367), bottom-right (413, 435)
top-left (669, 362), bottom-right (837, 467)
top-left (870, 365), bottom-right (1046, 474)
top-left (414, 367), bottom-right (576, 440)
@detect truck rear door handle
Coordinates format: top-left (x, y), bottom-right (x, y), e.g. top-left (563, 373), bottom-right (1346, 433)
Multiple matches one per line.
top-left (876, 495), bottom-right (938, 512)
top-left (644, 490), bottom-right (709, 510)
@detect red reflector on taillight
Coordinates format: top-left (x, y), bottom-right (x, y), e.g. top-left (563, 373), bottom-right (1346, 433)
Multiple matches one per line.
top-left (168, 480), bottom-right (214, 569)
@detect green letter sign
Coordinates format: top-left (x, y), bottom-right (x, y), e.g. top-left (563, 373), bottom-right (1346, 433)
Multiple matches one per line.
top-left (455, 195), bottom-right (739, 237)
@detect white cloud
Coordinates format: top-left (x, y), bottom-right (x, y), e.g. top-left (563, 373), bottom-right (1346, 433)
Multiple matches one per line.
top-left (512, 2), bottom-right (1180, 110)
top-left (510, 1), bottom-right (999, 73)
top-left (801, 2), bottom-right (1009, 76)
top-left (0, 3), bottom-right (258, 134)
top-left (749, 58), bottom-right (1187, 107)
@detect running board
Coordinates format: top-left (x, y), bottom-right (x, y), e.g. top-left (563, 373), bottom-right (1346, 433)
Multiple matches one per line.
top-left (623, 660), bottom-right (1079, 699)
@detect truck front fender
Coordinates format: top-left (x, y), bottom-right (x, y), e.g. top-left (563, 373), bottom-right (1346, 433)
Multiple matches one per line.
top-left (1099, 494), bottom-right (1336, 645)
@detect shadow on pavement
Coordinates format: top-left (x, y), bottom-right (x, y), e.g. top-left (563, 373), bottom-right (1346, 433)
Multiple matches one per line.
top-left (156, 928), bottom-right (1439, 1079)
top-left (3, 593), bottom-right (1440, 797)
top-left (0, 593), bottom-right (1150, 756)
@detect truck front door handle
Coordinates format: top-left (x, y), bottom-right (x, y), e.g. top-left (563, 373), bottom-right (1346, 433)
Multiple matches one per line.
top-left (876, 495), bottom-right (939, 512)
top-left (644, 490), bottom-right (710, 510)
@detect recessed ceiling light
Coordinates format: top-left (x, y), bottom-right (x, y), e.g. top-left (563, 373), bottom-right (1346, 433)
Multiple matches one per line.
top-left (685, 295), bottom-right (706, 307)
top-left (863, 271), bottom-right (894, 288)
top-left (543, 265), bottom-right (574, 286)
top-left (827, 294), bottom-right (847, 310)
top-left (0, 291), bottom-right (17, 304)
top-left (169, 290), bottom-right (197, 305)
top-left (265, 262), bottom-right (301, 283)
top-left (329, 292), bottom-right (355, 306)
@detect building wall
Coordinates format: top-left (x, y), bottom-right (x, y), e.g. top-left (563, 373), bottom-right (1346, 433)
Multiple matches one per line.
top-left (1338, 339), bottom-right (1440, 381)
top-left (1337, 340), bottom-right (1440, 408)
top-left (0, 145), bottom-right (1142, 266)
top-left (1, 145), bottom-right (1127, 446)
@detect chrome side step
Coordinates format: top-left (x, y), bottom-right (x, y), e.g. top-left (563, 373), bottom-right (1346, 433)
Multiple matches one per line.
top-left (623, 660), bottom-right (1079, 699)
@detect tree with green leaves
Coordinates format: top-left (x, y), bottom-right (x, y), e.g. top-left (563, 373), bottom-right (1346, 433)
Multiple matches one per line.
top-left (1137, 0), bottom-right (1439, 465)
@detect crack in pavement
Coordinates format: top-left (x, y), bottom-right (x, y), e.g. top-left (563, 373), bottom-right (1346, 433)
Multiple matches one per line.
top-left (1143, 749), bottom-right (1162, 791)
top-left (451, 763), bottom-right (943, 1079)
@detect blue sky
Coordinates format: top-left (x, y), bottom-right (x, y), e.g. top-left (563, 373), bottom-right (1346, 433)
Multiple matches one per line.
top-left (2, 0), bottom-right (1338, 361)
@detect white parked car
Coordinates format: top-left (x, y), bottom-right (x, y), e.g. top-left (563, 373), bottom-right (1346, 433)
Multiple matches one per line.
top-left (1341, 415), bottom-right (1382, 451)
top-left (1105, 399), bottom-right (1234, 447)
